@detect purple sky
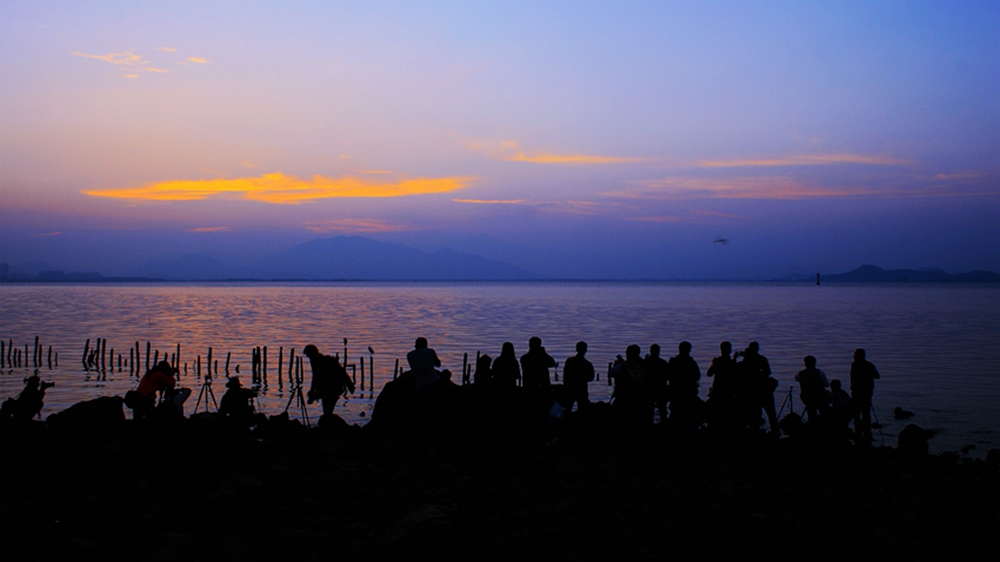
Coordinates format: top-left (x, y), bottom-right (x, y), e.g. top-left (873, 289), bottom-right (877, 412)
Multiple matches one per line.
top-left (1, 1), bottom-right (998, 278)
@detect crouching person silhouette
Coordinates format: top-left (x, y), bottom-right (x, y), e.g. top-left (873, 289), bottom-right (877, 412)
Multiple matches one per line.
top-left (125, 361), bottom-right (190, 422)
top-left (304, 344), bottom-right (355, 424)
top-left (1, 375), bottom-right (54, 420)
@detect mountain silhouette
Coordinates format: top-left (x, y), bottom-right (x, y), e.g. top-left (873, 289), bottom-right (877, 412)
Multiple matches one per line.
top-left (822, 265), bottom-right (1000, 283)
top-left (236, 236), bottom-right (541, 280)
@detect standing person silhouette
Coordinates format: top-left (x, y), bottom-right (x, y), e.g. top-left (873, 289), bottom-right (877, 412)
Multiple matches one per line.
top-left (849, 348), bottom-right (880, 443)
top-left (304, 344), bottom-right (355, 419)
top-left (563, 341), bottom-right (595, 411)
top-left (795, 355), bottom-right (830, 422)
top-left (668, 341), bottom-right (701, 428)
top-left (644, 344), bottom-right (670, 424)
top-left (738, 342), bottom-right (778, 434)
top-left (491, 342), bottom-right (521, 388)
top-left (520, 336), bottom-right (555, 391)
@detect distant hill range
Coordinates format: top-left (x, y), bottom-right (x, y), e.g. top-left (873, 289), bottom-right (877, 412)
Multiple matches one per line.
top-left (817, 265), bottom-right (1000, 283)
top-left (122, 236), bottom-right (541, 281)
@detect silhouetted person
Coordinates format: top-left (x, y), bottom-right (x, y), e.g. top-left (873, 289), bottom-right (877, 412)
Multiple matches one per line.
top-left (737, 342), bottom-right (778, 434)
top-left (1, 375), bottom-right (54, 420)
top-left (668, 341), bottom-right (702, 428)
top-left (219, 376), bottom-right (258, 427)
top-left (794, 355), bottom-right (830, 422)
top-left (128, 361), bottom-right (189, 421)
top-left (644, 344), bottom-right (670, 424)
top-left (611, 344), bottom-right (648, 425)
top-left (520, 336), bottom-right (555, 391)
top-left (563, 341), bottom-right (595, 411)
top-left (829, 379), bottom-right (853, 426)
top-left (491, 342), bottom-right (521, 388)
top-left (850, 348), bottom-right (880, 443)
top-left (407, 337), bottom-right (444, 389)
top-left (304, 344), bottom-right (355, 419)
top-left (473, 353), bottom-right (493, 386)
top-left (706, 341), bottom-right (738, 430)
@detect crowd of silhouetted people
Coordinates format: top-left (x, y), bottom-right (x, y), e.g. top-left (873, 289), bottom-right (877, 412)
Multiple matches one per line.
top-left (1, 335), bottom-right (883, 444)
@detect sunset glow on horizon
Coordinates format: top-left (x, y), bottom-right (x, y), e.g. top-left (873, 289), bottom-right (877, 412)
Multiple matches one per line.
top-left (1, 1), bottom-right (996, 278)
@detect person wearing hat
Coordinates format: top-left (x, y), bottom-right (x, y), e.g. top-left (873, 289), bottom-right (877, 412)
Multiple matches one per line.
top-left (219, 376), bottom-right (258, 427)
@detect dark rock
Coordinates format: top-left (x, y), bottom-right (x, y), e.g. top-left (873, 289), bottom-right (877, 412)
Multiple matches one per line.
top-left (45, 396), bottom-right (125, 430)
top-left (898, 424), bottom-right (935, 456)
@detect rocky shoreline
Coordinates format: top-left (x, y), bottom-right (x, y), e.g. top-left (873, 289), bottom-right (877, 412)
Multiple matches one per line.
top-left (1, 408), bottom-right (998, 561)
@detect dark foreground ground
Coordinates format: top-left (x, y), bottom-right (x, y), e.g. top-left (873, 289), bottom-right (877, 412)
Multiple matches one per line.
top-left (1, 416), bottom-right (998, 562)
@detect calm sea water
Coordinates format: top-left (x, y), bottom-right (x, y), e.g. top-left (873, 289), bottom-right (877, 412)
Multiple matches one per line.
top-left (1, 282), bottom-right (997, 456)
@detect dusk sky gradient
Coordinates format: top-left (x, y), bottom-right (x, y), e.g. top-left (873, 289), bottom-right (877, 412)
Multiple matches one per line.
top-left (2, 1), bottom-right (998, 279)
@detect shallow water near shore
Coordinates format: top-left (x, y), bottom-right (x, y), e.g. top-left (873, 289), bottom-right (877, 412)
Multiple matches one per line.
top-left (1, 281), bottom-right (997, 456)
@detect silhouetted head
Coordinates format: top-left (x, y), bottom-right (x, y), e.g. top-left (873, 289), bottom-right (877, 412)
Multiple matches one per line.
top-left (23, 375), bottom-right (40, 390)
top-left (303, 344), bottom-right (319, 358)
top-left (529, 336), bottom-right (542, 350)
top-left (415, 337), bottom-right (428, 349)
top-left (477, 354), bottom-right (492, 370)
top-left (748, 341), bottom-right (760, 354)
top-left (830, 379), bottom-right (842, 391)
top-left (576, 341), bottom-right (588, 355)
top-left (501, 342), bottom-right (515, 357)
top-left (804, 355), bottom-right (817, 368)
top-left (626, 344), bottom-right (641, 360)
top-left (649, 343), bottom-right (660, 358)
top-left (155, 360), bottom-right (176, 375)
top-left (720, 341), bottom-right (732, 355)
top-left (854, 348), bottom-right (866, 361)
top-left (678, 341), bottom-right (692, 356)
top-left (226, 377), bottom-right (243, 389)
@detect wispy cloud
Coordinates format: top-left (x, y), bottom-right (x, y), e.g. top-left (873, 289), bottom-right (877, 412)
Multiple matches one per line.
top-left (35, 231), bottom-right (62, 237)
top-left (81, 172), bottom-right (475, 205)
top-left (188, 227), bottom-right (229, 233)
top-left (156, 47), bottom-right (177, 52)
top-left (241, 160), bottom-right (258, 169)
top-left (72, 50), bottom-right (170, 76)
top-left (470, 140), bottom-right (647, 165)
top-left (698, 154), bottom-right (909, 168)
top-left (304, 218), bottom-right (412, 233)
top-left (605, 176), bottom-right (868, 200)
top-left (630, 210), bottom-right (742, 224)
top-left (453, 198), bottom-right (530, 205)
top-left (187, 57), bottom-right (209, 64)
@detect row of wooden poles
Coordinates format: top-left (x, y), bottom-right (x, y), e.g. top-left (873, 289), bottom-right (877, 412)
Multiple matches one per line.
top-left (0, 336), bottom-right (58, 370)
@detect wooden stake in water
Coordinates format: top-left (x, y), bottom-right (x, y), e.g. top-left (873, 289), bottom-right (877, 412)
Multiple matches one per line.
top-left (1, 339), bottom-right (5, 368)
top-left (394, 358), bottom-right (400, 380)
top-left (278, 347), bottom-right (283, 378)
top-left (360, 356), bottom-right (365, 391)
top-left (207, 347), bottom-right (213, 378)
top-left (145, 341), bottom-right (151, 372)
top-left (225, 351), bottom-right (231, 375)
top-left (82, 339), bottom-right (90, 370)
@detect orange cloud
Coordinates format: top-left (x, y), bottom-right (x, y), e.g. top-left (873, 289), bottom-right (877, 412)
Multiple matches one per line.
top-left (35, 231), bottom-right (62, 237)
top-left (187, 57), bottom-right (209, 64)
top-left (82, 172), bottom-right (475, 204)
top-left (699, 154), bottom-right (909, 168)
top-left (304, 218), bottom-right (411, 233)
top-left (470, 140), bottom-right (646, 165)
top-left (156, 47), bottom-right (177, 52)
top-left (188, 227), bottom-right (229, 233)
